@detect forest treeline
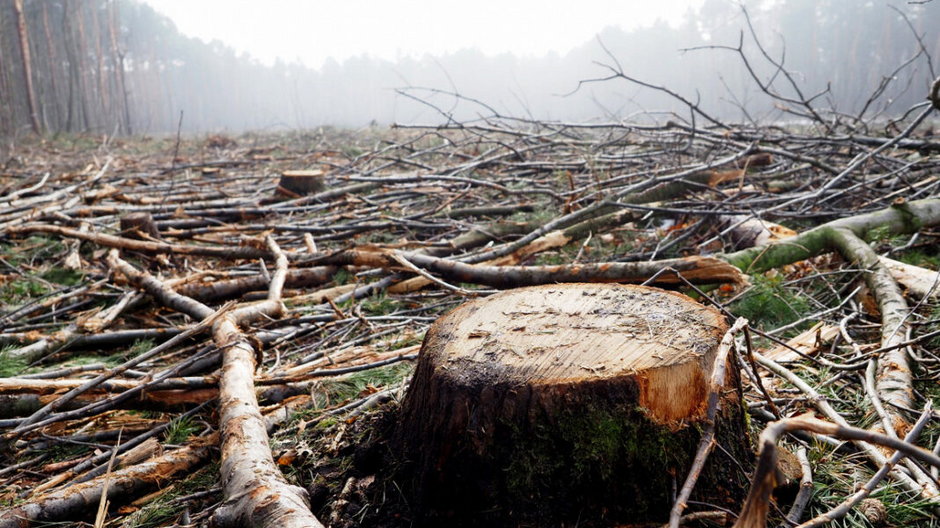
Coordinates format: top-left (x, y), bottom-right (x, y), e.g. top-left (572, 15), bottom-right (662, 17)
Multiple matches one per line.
top-left (0, 0), bottom-right (937, 137)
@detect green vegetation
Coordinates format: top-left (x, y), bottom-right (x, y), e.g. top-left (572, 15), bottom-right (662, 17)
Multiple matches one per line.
top-left (361, 292), bottom-right (401, 315)
top-left (117, 463), bottom-right (220, 528)
top-left (311, 362), bottom-right (414, 411)
top-left (0, 235), bottom-right (65, 266)
top-left (164, 416), bottom-right (200, 444)
top-left (729, 273), bottom-right (812, 330)
top-left (332, 268), bottom-right (351, 285)
top-left (806, 443), bottom-right (940, 527)
top-left (0, 346), bottom-right (28, 377)
top-left (0, 277), bottom-right (48, 307)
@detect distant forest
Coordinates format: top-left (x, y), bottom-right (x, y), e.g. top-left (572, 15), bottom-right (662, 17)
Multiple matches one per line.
top-left (0, 0), bottom-right (937, 136)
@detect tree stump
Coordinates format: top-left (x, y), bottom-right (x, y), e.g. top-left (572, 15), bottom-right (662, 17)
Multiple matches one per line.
top-left (119, 212), bottom-right (160, 240)
top-left (396, 283), bottom-right (752, 526)
top-left (276, 169), bottom-right (325, 197)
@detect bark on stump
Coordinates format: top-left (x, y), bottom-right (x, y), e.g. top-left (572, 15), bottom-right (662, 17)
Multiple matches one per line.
top-left (396, 283), bottom-right (752, 526)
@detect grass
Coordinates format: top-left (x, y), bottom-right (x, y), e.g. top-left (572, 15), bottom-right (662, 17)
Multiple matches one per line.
top-left (163, 416), bottom-right (200, 444)
top-left (128, 338), bottom-right (155, 357)
top-left (117, 462), bottom-right (220, 528)
top-left (0, 277), bottom-right (48, 307)
top-left (311, 362), bottom-right (414, 411)
top-left (0, 346), bottom-right (28, 377)
top-left (730, 273), bottom-right (813, 330)
top-left (0, 243), bottom-right (84, 310)
top-left (332, 268), bottom-right (351, 286)
top-left (361, 292), bottom-right (401, 315)
top-left (0, 235), bottom-right (65, 267)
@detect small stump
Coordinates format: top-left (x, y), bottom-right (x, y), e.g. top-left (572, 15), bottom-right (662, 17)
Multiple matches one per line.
top-left (276, 169), bottom-right (325, 197)
top-left (119, 212), bottom-right (160, 240)
top-left (396, 283), bottom-right (751, 526)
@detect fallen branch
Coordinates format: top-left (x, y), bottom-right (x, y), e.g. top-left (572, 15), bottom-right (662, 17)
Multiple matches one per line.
top-left (108, 240), bottom-right (325, 528)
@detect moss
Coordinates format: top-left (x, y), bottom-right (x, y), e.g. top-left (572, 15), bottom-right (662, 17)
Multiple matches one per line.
top-left (332, 268), bottom-right (351, 285)
top-left (503, 402), bottom-right (692, 521)
top-left (40, 267), bottom-right (84, 286)
top-left (0, 278), bottom-right (48, 307)
top-left (0, 235), bottom-right (65, 266)
top-left (723, 225), bottom-right (835, 273)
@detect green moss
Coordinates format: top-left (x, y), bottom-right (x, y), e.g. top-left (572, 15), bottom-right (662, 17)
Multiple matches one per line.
top-left (0, 278), bottom-right (48, 307)
top-left (896, 248), bottom-right (940, 269)
top-left (504, 403), bottom-right (688, 519)
top-left (128, 338), bottom-right (155, 357)
top-left (40, 267), bottom-right (84, 286)
top-left (723, 225), bottom-right (835, 274)
top-left (0, 235), bottom-right (65, 266)
top-left (332, 268), bottom-right (351, 285)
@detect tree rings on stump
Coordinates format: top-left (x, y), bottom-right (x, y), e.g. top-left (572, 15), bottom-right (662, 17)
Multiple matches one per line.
top-left (276, 169), bottom-right (325, 197)
top-left (396, 283), bottom-right (751, 526)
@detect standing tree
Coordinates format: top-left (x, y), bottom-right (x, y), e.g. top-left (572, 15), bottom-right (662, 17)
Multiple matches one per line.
top-left (12, 0), bottom-right (40, 134)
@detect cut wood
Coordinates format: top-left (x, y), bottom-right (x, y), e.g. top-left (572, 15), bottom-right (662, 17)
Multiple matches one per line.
top-left (119, 212), bottom-right (160, 240)
top-left (277, 169), bottom-right (326, 197)
top-left (0, 442), bottom-right (210, 528)
top-left (765, 322), bottom-right (839, 362)
top-left (396, 283), bottom-right (751, 526)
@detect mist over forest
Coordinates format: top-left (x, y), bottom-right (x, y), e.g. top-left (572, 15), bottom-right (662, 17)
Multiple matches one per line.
top-left (0, 0), bottom-right (938, 137)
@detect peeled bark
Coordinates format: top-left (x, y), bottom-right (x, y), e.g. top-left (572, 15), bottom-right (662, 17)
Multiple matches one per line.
top-left (396, 283), bottom-right (752, 526)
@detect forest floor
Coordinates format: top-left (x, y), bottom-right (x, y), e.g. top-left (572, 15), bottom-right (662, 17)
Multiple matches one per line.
top-left (0, 120), bottom-right (939, 527)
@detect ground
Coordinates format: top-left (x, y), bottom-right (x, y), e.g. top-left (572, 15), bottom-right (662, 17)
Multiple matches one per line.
top-left (0, 124), bottom-right (939, 527)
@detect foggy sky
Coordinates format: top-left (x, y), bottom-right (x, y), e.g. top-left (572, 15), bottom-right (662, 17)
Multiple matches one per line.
top-left (140, 0), bottom-right (706, 68)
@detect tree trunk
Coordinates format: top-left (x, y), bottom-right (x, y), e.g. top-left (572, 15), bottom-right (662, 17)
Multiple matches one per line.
top-left (107, 0), bottom-right (131, 135)
top-left (12, 0), bottom-right (41, 134)
top-left (396, 283), bottom-right (752, 526)
top-left (40, 2), bottom-right (62, 131)
top-left (73, 0), bottom-right (92, 131)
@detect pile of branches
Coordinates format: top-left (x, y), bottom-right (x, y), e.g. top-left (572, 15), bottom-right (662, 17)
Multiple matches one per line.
top-left (0, 73), bottom-right (939, 527)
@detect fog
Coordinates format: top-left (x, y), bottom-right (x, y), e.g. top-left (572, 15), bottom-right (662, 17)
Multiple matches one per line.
top-left (0, 0), bottom-right (937, 136)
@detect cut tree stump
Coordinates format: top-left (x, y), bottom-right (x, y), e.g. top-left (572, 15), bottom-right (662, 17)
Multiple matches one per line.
top-left (119, 212), bottom-right (160, 240)
top-left (276, 169), bottom-right (325, 197)
top-left (396, 283), bottom-right (752, 526)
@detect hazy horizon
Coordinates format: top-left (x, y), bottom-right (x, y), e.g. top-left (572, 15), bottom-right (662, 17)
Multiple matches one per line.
top-left (140, 0), bottom-right (707, 69)
top-left (1, 0), bottom-right (936, 136)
